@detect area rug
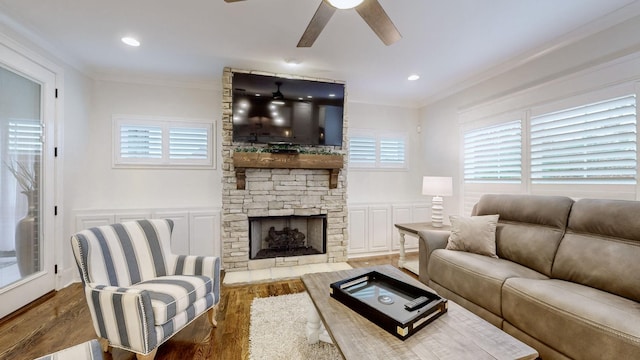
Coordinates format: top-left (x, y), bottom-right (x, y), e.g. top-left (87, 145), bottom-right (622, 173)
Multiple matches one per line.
top-left (249, 292), bottom-right (341, 360)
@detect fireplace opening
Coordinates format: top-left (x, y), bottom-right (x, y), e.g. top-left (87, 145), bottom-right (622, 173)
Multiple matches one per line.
top-left (249, 215), bottom-right (327, 260)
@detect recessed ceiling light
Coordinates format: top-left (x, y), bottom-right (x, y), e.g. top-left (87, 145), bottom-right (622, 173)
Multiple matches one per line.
top-left (285, 58), bottom-right (302, 66)
top-left (329, 94), bottom-right (336, 97)
top-left (408, 74), bottom-right (420, 81)
top-left (121, 36), bottom-right (140, 47)
top-left (307, 95), bottom-right (313, 99)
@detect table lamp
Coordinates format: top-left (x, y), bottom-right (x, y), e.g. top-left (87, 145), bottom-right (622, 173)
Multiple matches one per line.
top-left (422, 176), bottom-right (453, 228)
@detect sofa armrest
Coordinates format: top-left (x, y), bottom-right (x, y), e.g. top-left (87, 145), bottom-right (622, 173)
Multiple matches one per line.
top-left (84, 284), bottom-right (157, 354)
top-left (173, 255), bottom-right (221, 304)
top-left (417, 230), bottom-right (450, 284)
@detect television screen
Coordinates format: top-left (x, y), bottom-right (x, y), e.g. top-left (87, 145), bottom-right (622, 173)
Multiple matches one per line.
top-left (231, 72), bottom-right (345, 147)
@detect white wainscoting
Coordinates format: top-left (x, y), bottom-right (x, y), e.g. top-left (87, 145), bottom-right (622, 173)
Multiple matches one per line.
top-left (74, 208), bottom-right (221, 258)
top-left (347, 202), bottom-right (429, 257)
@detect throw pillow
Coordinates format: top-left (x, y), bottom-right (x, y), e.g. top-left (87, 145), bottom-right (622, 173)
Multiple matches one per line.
top-left (446, 214), bottom-right (500, 258)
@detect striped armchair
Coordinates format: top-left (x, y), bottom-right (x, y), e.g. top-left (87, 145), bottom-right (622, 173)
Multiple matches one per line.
top-left (70, 219), bottom-right (220, 360)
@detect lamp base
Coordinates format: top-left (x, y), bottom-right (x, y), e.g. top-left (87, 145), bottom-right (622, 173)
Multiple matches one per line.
top-left (431, 196), bottom-right (444, 228)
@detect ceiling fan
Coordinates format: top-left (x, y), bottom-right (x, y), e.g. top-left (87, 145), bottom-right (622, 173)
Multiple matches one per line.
top-left (223, 0), bottom-right (401, 47)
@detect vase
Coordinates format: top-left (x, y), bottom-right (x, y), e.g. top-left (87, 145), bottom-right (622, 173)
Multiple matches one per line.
top-left (15, 191), bottom-right (37, 277)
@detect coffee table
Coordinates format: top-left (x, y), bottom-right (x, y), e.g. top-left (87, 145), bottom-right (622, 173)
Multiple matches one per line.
top-left (302, 265), bottom-right (538, 360)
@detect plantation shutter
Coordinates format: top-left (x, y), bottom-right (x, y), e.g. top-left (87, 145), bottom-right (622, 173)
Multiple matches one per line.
top-left (8, 119), bottom-right (42, 155)
top-left (379, 138), bottom-right (406, 167)
top-left (349, 136), bottom-right (377, 164)
top-left (169, 126), bottom-right (209, 160)
top-left (120, 124), bottom-right (162, 159)
top-left (464, 120), bottom-right (522, 182)
top-left (530, 94), bottom-right (636, 184)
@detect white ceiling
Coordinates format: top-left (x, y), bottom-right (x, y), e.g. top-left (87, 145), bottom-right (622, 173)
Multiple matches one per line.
top-left (1, 0), bottom-right (639, 107)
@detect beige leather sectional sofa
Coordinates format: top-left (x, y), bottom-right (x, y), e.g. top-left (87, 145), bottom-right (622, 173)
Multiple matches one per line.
top-left (418, 194), bottom-right (640, 360)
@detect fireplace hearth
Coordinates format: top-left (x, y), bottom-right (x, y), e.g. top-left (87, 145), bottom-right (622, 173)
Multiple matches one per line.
top-left (249, 215), bottom-right (327, 260)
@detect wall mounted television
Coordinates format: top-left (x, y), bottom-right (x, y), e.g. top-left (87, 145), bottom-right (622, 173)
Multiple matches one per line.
top-left (231, 72), bottom-right (345, 147)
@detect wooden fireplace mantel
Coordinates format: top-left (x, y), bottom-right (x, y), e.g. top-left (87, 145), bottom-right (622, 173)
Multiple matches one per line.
top-left (233, 152), bottom-right (344, 190)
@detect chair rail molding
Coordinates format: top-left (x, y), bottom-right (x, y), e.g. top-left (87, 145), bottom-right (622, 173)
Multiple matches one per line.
top-left (73, 207), bottom-right (221, 265)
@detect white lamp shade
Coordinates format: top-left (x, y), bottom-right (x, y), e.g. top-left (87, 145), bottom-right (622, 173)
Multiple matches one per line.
top-left (422, 176), bottom-right (453, 196)
top-left (327, 0), bottom-right (364, 9)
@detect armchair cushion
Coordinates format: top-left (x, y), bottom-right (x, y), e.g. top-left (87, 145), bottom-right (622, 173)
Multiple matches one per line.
top-left (131, 275), bottom-right (213, 325)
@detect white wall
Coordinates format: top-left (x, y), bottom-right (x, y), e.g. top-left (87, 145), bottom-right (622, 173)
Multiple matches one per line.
top-left (60, 66), bottom-right (92, 281)
top-left (61, 80), bottom-right (223, 279)
top-left (72, 80), bottom-right (222, 210)
top-left (346, 101), bottom-right (423, 204)
top-left (419, 14), bottom-right (640, 216)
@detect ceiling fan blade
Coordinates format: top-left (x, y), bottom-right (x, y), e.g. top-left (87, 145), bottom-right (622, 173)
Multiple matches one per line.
top-left (355, 0), bottom-right (401, 46)
top-left (297, 1), bottom-right (337, 48)
top-left (224, 0), bottom-right (246, 2)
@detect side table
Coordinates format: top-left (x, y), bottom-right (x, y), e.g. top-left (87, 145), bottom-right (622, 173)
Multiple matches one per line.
top-left (394, 222), bottom-right (451, 273)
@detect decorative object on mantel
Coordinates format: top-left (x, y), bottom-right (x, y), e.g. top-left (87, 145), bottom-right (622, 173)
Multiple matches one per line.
top-left (4, 159), bottom-right (39, 276)
top-left (235, 144), bottom-right (340, 155)
top-left (233, 151), bottom-right (344, 190)
top-left (422, 176), bottom-right (453, 228)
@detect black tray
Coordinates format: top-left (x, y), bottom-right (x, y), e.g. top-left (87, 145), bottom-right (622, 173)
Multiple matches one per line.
top-left (329, 271), bottom-right (448, 340)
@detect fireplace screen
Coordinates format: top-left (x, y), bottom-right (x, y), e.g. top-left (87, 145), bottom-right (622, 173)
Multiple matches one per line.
top-left (249, 215), bottom-right (327, 260)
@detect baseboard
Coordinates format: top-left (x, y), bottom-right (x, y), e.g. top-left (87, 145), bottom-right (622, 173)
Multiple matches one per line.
top-left (57, 266), bottom-right (80, 290)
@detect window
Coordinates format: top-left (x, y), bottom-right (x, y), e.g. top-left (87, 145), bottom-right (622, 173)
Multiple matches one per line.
top-left (113, 115), bottom-right (214, 168)
top-left (349, 135), bottom-right (377, 165)
top-left (8, 118), bottom-right (42, 155)
top-left (119, 124), bottom-right (162, 160)
top-left (463, 120), bottom-right (522, 183)
top-left (530, 95), bottom-right (636, 184)
top-left (349, 130), bottom-right (407, 169)
top-left (169, 127), bottom-right (209, 160)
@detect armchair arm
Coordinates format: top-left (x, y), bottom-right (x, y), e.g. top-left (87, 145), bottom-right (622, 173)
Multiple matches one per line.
top-left (417, 230), bottom-right (450, 284)
top-left (173, 255), bottom-right (221, 304)
top-left (83, 284), bottom-right (157, 355)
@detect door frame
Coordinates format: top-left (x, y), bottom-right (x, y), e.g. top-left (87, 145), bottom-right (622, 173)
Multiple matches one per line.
top-left (0, 32), bottom-right (63, 319)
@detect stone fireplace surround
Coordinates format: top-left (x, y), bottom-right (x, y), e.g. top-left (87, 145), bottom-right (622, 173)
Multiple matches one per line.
top-left (221, 68), bottom-right (349, 272)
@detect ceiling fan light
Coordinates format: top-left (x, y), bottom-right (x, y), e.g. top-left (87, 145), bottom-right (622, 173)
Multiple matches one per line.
top-left (327, 0), bottom-right (364, 10)
top-left (121, 36), bottom-right (140, 47)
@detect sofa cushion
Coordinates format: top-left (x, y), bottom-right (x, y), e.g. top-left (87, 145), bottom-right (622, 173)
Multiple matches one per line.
top-left (132, 275), bottom-right (213, 325)
top-left (473, 194), bottom-right (574, 276)
top-left (502, 278), bottom-right (640, 360)
top-left (446, 214), bottom-right (500, 258)
top-left (428, 249), bottom-right (548, 317)
top-left (553, 198), bottom-right (640, 302)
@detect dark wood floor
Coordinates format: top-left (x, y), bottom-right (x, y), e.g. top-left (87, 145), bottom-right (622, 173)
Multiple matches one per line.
top-left (0, 253), bottom-right (418, 360)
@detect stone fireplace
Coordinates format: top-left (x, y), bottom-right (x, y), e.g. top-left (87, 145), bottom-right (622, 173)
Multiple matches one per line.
top-left (221, 67), bottom-right (349, 272)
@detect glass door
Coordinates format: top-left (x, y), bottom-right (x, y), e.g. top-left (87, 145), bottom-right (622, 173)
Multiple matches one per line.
top-left (0, 43), bottom-right (56, 318)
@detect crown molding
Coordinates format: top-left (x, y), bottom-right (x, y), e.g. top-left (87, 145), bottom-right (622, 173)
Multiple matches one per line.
top-left (418, 1), bottom-right (640, 108)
